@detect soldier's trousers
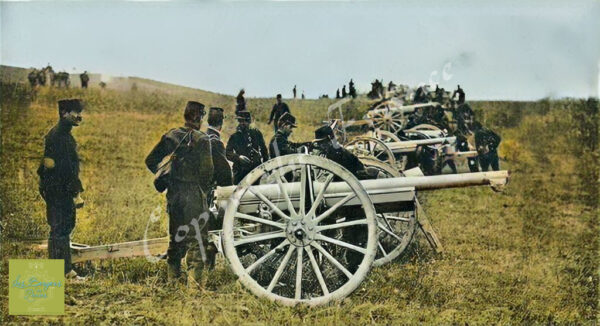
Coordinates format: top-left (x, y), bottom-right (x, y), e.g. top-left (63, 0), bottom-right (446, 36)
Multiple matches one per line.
top-left (45, 192), bottom-right (76, 274)
top-left (166, 182), bottom-right (213, 277)
top-left (467, 158), bottom-right (479, 172)
top-left (479, 151), bottom-right (499, 172)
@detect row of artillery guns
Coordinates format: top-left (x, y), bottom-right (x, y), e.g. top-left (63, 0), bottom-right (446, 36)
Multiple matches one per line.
top-left (327, 94), bottom-right (477, 175)
top-left (31, 96), bottom-right (509, 307)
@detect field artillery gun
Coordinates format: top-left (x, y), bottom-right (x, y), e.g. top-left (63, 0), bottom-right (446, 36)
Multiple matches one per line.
top-left (31, 155), bottom-right (508, 306)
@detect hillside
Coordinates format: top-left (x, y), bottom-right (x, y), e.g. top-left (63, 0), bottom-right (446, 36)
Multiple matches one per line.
top-left (0, 79), bottom-right (598, 324)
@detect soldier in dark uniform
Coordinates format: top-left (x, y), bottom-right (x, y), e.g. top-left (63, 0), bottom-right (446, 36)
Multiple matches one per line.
top-left (311, 126), bottom-right (369, 180)
top-left (455, 129), bottom-right (479, 172)
top-left (268, 94), bottom-right (290, 132)
top-left (207, 107), bottom-right (233, 187)
top-left (236, 89), bottom-right (246, 114)
top-left (473, 122), bottom-right (501, 171)
top-left (37, 99), bottom-right (84, 277)
top-left (226, 111), bottom-right (269, 184)
top-left (268, 113), bottom-right (311, 158)
top-left (145, 101), bottom-right (214, 284)
top-left (349, 79), bottom-right (356, 98)
top-left (342, 85), bottom-right (347, 98)
top-left (80, 71), bottom-right (90, 89)
top-left (453, 85), bottom-right (466, 104)
top-left (336, 89), bottom-right (340, 99)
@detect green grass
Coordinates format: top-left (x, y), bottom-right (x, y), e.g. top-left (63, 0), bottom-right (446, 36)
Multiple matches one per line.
top-left (1, 82), bottom-right (598, 325)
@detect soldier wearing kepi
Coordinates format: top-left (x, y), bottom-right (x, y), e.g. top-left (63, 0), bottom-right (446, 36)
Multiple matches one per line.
top-left (473, 121), bottom-right (501, 171)
top-left (268, 94), bottom-right (290, 132)
top-left (226, 111), bottom-right (269, 184)
top-left (37, 99), bottom-right (85, 278)
top-left (268, 113), bottom-right (311, 158)
top-left (311, 126), bottom-right (369, 179)
top-left (145, 101), bottom-right (214, 285)
top-left (207, 107), bottom-right (233, 187)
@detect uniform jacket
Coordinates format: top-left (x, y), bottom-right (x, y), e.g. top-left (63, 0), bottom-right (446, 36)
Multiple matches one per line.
top-left (268, 131), bottom-right (311, 158)
top-left (37, 119), bottom-right (83, 197)
top-left (268, 103), bottom-right (290, 125)
top-left (475, 128), bottom-right (501, 154)
top-left (145, 126), bottom-right (214, 193)
top-left (207, 127), bottom-right (233, 186)
top-left (225, 127), bottom-right (269, 173)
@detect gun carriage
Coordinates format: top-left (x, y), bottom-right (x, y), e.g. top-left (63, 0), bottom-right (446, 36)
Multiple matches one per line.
top-left (36, 154), bottom-right (508, 306)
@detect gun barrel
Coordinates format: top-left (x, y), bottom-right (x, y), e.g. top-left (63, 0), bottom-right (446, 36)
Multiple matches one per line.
top-left (215, 170), bottom-right (509, 213)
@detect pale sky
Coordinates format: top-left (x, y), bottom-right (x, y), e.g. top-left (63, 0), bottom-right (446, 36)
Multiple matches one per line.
top-left (1, 0), bottom-right (599, 100)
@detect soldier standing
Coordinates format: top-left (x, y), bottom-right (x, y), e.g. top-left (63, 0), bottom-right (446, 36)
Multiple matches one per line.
top-left (453, 85), bottom-right (465, 104)
top-left (268, 113), bottom-right (311, 158)
top-left (37, 99), bottom-right (84, 278)
top-left (349, 79), bottom-right (356, 98)
top-left (145, 101), bottom-right (214, 284)
top-left (226, 111), bottom-right (269, 184)
top-left (336, 89), bottom-right (340, 99)
top-left (80, 71), bottom-right (90, 89)
top-left (293, 85), bottom-right (297, 99)
top-left (455, 130), bottom-right (479, 172)
top-left (473, 122), bottom-right (501, 171)
top-left (207, 107), bottom-right (233, 187)
top-left (236, 89), bottom-right (246, 113)
top-left (268, 94), bottom-right (290, 132)
top-left (342, 85), bottom-right (347, 98)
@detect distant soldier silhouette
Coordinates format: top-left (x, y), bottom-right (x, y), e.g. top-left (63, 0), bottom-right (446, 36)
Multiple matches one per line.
top-left (453, 85), bottom-right (465, 104)
top-left (293, 85), bottom-right (297, 99)
top-left (236, 89), bottom-right (246, 113)
top-left (226, 111), bottom-right (269, 184)
top-left (388, 81), bottom-right (396, 91)
top-left (37, 99), bottom-right (84, 278)
top-left (28, 69), bottom-right (39, 87)
top-left (301, 92), bottom-right (305, 99)
top-left (268, 94), bottom-right (290, 132)
top-left (80, 71), bottom-right (89, 89)
top-left (342, 85), bottom-right (347, 98)
top-left (145, 101), bottom-right (214, 284)
top-left (336, 89), bottom-right (340, 99)
top-left (349, 79), bottom-right (356, 98)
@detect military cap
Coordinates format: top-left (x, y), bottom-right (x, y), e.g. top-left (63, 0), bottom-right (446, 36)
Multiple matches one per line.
top-left (276, 94), bottom-right (282, 99)
top-left (236, 110), bottom-right (252, 121)
top-left (314, 126), bottom-right (334, 141)
top-left (278, 112), bottom-right (297, 128)
top-left (58, 98), bottom-right (84, 112)
top-left (184, 101), bottom-right (205, 122)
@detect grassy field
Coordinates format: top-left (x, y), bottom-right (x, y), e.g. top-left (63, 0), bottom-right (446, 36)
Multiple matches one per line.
top-left (0, 81), bottom-right (598, 325)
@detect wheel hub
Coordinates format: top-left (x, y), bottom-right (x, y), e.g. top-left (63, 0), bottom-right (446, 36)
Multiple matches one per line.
top-left (286, 217), bottom-right (316, 247)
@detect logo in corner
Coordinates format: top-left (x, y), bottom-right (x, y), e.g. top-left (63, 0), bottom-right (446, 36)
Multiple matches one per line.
top-left (9, 259), bottom-right (65, 315)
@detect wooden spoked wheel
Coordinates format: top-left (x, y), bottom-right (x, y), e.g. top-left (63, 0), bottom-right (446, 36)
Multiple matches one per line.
top-left (345, 137), bottom-right (396, 168)
top-left (370, 110), bottom-right (406, 134)
top-left (222, 155), bottom-right (378, 306)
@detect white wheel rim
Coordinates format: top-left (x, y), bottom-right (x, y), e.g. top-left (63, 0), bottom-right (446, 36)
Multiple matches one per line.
top-left (222, 155), bottom-right (377, 306)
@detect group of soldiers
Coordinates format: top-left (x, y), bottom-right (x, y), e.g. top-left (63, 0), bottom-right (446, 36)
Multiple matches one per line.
top-left (335, 79), bottom-right (357, 99)
top-left (39, 95), bottom-right (370, 284)
top-left (28, 64), bottom-right (90, 89)
top-left (388, 84), bottom-right (501, 174)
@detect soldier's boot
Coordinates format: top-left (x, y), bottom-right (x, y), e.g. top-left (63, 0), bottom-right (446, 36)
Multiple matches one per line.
top-left (167, 261), bottom-right (182, 285)
top-left (185, 244), bottom-right (205, 288)
top-left (205, 243), bottom-right (218, 271)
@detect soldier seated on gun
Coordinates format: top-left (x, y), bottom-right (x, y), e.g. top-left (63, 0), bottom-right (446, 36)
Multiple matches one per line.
top-left (268, 112), bottom-right (311, 158)
top-left (226, 110), bottom-right (269, 184)
top-left (472, 121), bottom-right (501, 171)
top-left (311, 126), bottom-right (371, 180)
top-left (37, 99), bottom-right (85, 279)
top-left (145, 101), bottom-right (214, 286)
